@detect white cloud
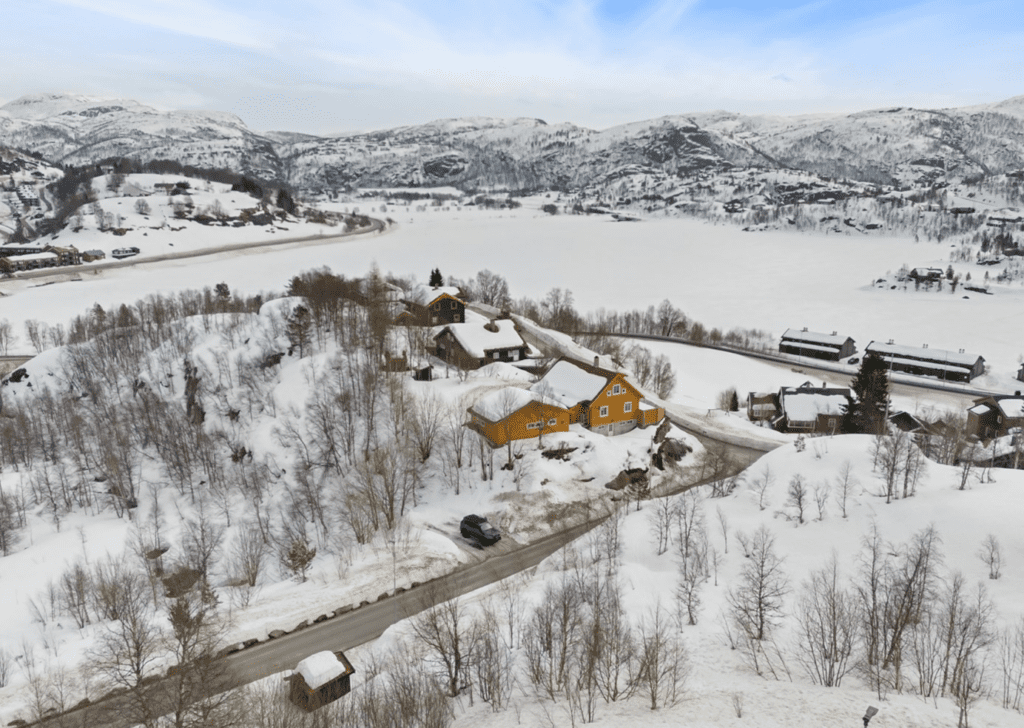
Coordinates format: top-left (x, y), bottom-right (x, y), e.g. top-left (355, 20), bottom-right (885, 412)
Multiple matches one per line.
top-left (53, 0), bottom-right (276, 49)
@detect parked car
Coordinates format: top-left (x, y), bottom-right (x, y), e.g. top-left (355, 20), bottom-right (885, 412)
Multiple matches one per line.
top-left (847, 357), bottom-right (860, 365)
top-left (460, 514), bottom-right (501, 547)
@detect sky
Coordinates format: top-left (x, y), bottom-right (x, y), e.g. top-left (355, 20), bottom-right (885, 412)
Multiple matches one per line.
top-left (2, 0), bottom-right (1023, 135)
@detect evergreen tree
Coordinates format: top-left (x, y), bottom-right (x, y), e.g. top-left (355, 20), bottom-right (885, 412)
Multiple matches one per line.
top-left (846, 352), bottom-right (890, 434)
top-left (286, 304), bottom-right (312, 358)
top-left (282, 535), bottom-right (316, 582)
top-left (429, 267), bottom-right (444, 287)
top-left (729, 390), bottom-right (740, 412)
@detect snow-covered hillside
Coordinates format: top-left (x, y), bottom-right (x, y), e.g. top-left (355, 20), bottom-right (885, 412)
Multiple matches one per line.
top-left (6, 92), bottom-right (1024, 206)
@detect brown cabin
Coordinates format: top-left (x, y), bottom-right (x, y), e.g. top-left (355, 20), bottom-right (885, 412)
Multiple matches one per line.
top-left (397, 285), bottom-right (465, 326)
top-left (288, 650), bottom-right (356, 712)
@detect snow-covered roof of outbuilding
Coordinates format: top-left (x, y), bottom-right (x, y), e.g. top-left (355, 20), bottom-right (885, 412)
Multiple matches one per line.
top-left (531, 359), bottom-right (609, 408)
top-left (782, 392), bottom-right (848, 422)
top-left (471, 387), bottom-right (559, 421)
top-left (405, 284), bottom-right (462, 306)
top-left (296, 651), bottom-right (350, 690)
top-left (436, 319), bottom-right (524, 358)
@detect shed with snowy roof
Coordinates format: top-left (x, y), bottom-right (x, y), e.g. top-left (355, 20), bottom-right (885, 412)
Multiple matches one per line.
top-left (467, 387), bottom-right (570, 448)
top-left (288, 650), bottom-right (356, 712)
top-left (779, 328), bottom-right (856, 361)
top-left (434, 319), bottom-right (528, 369)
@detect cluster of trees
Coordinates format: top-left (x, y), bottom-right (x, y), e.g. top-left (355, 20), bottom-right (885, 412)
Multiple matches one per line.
top-left (652, 477), bottom-right (1015, 728)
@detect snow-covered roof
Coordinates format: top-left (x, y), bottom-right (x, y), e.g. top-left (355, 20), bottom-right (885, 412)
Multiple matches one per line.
top-left (531, 360), bottom-right (609, 408)
top-left (781, 329), bottom-right (849, 346)
top-left (437, 319), bottom-right (524, 358)
top-left (996, 398), bottom-right (1024, 419)
top-left (11, 251), bottom-right (57, 262)
top-left (969, 404), bottom-right (992, 415)
top-left (296, 651), bottom-right (350, 690)
top-left (866, 341), bottom-right (981, 367)
top-left (781, 341), bottom-right (840, 354)
top-left (405, 284), bottom-right (462, 306)
top-left (471, 387), bottom-right (557, 421)
top-left (782, 392), bottom-right (848, 422)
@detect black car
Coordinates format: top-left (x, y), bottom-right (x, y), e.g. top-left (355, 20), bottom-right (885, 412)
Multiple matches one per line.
top-left (460, 515), bottom-right (501, 546)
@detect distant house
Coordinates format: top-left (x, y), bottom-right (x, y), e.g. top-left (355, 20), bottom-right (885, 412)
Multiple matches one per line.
top-left (775, 382), bottom-right (850, 434)
top-left (288, 651), bottom-right (355, 713)
top-left (396, 285), bottom-right (465, 326)
top-left (865, 341), bottom-right (985, 382)
top-left (1, 251), bottom-right (58, 272)
top-left (434, 319), bottom-right (528, 369)
top-left (530, 357), bottom-right (664, 436)
top-left (779, 328), bottom-right (856, 361)
top-left (468, 387), bottom-right (570, 448)
top-left (1017, 363), bottom-right (1024, 383)
top-left (909, 267), bottom-right (944, 282)
top-left (747, 392), bottom-right (779, 422)
top-left (966, 393), bottom-right (1024, 441)
top-left (82, 249), bottom-right (106, 262)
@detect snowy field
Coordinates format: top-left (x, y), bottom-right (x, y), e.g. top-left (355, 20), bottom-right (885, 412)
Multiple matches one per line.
top-left (5, 203), bottom-right (1023, 377)
top-left (321, 433), bottom-right (1024, 728)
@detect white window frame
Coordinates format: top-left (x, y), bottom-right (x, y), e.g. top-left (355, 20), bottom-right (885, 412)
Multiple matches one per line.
top-left (599, 405), bottom-right (609, 418)
top-left (526, 421), bottom-right (539, 430)
top-left (548, 418), bottom-right (557, 426)
top-left (612, 384), bottom-right (621, 395)
top-left (492, 351), bottom-right (500, 359)
top-left (623, 401), bottom-right (632, 413)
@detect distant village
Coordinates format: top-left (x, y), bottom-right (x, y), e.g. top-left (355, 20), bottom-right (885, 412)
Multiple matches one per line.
top-left (381, 284), bottom-right (1023, 470)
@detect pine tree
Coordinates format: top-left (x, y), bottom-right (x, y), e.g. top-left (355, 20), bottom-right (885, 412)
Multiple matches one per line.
top-left (286, 304), bottom-right (312, 358)
top-left (282, 535), bottom-right (316, 582)
top-left (847, 352), bottom-right (890, 434)
top-left (429, 268), bottom-right (444, 287)
top-left (729, 390), bottom-right (740, 412)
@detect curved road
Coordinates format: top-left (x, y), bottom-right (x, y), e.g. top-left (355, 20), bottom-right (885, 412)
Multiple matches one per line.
top-left (34, 440), bottom-right (770, 728)
top-left (2, 217), bottom-right (387, 283)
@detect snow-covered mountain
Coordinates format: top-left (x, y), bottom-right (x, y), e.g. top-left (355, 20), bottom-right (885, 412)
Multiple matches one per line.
top-left (0, 93), bottom-right (283, 181)
top-left (5, 92), bottom-right (1024, 195)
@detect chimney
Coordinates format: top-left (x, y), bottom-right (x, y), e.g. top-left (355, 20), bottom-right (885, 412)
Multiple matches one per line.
top-left (594, 355), bottom-right (600, 367)
top-left (923, 343), bottom-right (928, 349)
top-left (802, 327), bottom-right (808, 332)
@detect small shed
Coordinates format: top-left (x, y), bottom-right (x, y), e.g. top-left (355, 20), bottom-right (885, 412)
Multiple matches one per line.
top-left (288, 650), bottom-right (356, 712)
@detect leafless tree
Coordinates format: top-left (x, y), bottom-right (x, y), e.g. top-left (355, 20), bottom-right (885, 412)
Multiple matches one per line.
top-left (634, 604), bottom-right (689, 709)
top-left (410, 588), bottom-right (475, 697)
top-left (834, 460), bottom-right (857, 518)
top-left (794, 552), bottom-right (859, 687)
top-left (728, 526), bottom-right (788, 642)
top-left (979, 534), bottom-right (1002, 580)
top-left (751, 464), bottom-right (774, 511)
top-left (0, 318), bottom-right (15, 355)
top-left (161, 592), bottom-right (241, 728)
top-left (88, 574), bottom-right (163, 728)
top-left (997, 616), bottom-right (1024, 712)
top-left (787, 474), bottom-right (808, 524)
top-left (230, 523), bottom-right (267, 589)
top-left (716, 506), bottom-right (729, 554)
top-left (813, 481), bottom-right (830, 521)
top-left (410, 389), bottom-right (445, 463)
top-left (649, 495), bottom-right (676, 556)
